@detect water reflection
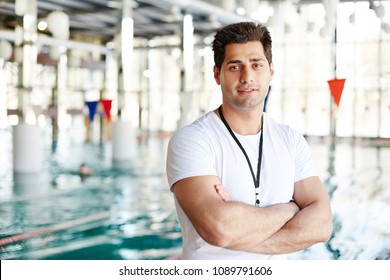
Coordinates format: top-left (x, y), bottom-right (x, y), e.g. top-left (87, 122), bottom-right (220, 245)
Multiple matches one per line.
top-left (291, 138), bottom-right (390, 260)
top-left (13, 173), bottom-right (50, 196)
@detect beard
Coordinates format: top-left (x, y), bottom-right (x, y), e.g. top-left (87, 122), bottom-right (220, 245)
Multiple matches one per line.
top-left (226, 91), bottom-right (266, 111)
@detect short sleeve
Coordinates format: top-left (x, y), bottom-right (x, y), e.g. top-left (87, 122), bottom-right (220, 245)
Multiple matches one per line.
top-left (293, 132), bottom-right (317, 182)
top-left (166, 126), bottom-right (217, 190)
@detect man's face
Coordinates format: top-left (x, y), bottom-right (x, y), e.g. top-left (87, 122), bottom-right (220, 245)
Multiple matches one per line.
top-left (213, 41), bottom-right (274, 111)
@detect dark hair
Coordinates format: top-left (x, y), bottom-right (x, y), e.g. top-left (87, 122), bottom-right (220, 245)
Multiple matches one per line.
top-left (212, 22), bottom-right (272, 70)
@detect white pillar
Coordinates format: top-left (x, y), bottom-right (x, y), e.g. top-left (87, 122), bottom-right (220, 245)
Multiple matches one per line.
top-left (178, 14), bottom-right (196, 128)
top-left (13, 123), bottom-right (43, 173)
top-left (112, 120), bottom-right (136, 161)
top-left (0, 59), bottom-right (8, 129)
top-left (112, 0), bottom-right (137, 161)
top-left (13, 0), bottom-right (43, 173)
top-left (120, 0), bottom-right (134, 95)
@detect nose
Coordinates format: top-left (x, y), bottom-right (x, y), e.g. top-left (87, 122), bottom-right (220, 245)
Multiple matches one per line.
top-left (240, 67), bottom-right (254, 84)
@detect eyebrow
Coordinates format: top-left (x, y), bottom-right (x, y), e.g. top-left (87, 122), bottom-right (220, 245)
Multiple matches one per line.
top-left (226, 58), bottom-right (266, 64)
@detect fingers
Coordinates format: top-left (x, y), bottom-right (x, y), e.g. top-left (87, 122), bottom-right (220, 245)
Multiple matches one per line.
top-left (288, 201), bottom-right (300, 214)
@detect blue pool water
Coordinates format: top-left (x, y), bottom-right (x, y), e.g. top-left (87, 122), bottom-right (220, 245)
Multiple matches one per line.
top-left (1, 128), bottom-right (390, 260)
top-left (0, 129), bottom-right (181, 260)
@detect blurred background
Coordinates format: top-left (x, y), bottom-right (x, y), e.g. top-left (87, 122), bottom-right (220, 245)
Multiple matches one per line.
top-left (0, 0), bottom-right (389, 260)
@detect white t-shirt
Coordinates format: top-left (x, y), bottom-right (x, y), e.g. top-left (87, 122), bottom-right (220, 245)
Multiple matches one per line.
top-left (166, 111), bottom-right (317, 259)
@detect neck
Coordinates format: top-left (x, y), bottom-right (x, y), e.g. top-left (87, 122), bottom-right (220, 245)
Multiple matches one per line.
top-left (217, 105), bottom-right (263, 135)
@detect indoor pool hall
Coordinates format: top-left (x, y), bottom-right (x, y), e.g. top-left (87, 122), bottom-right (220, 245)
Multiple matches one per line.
top-left (1, 0), bottom-right (390, 262)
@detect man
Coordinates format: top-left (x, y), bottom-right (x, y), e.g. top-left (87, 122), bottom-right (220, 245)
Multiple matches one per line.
top-left (166, 22), bottom-right (332, 259)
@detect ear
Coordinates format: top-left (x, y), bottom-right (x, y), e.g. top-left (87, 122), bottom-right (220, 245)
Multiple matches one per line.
top-left (269, 62), bottom-right (275, 82)
top-left (213, 65), bottom-right (221, 85)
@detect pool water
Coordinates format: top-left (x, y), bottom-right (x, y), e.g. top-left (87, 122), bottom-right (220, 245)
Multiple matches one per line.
top-left (0, 129), bottom-right (181, 260)
top-left (1, 128), bottom-right (390, 260)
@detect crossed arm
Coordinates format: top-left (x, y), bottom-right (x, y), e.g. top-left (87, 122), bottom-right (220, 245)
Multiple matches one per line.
top-left (173, 175), bottom-right (332, 255)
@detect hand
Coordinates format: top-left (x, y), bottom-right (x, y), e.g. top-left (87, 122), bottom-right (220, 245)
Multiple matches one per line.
top-left (288, 200), bottom-right (300, 215)
top-left (214, 184), bottom-right (231, 202)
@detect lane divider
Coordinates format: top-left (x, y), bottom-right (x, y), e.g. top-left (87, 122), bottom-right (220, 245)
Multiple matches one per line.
top-left (0, 210), bottom-right (112, 247)
top-left (0, 208), bottom-right (177, 248)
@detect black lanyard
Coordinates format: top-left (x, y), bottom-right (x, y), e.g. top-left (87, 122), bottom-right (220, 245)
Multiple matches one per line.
top-left (218, 106), bottom-right (263, 206)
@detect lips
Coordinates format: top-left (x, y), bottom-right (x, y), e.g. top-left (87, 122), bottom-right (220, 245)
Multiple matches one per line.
top-left (237, 87), bottom-right (257, 94)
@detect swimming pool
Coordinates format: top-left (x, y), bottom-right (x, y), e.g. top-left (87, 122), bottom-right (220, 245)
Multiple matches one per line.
top-left (0, 129), bottom-right (181, 260)
top-left (1, 128), bottom-right (389, 260)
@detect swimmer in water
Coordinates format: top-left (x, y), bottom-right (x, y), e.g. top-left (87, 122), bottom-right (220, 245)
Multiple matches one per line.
top-left (79, 163), bottom-right (94, 176)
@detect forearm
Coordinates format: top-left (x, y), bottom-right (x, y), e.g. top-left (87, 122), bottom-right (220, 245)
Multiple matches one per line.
top-left (248, 201), bottom-right (333, 255)
top-left (220, 177), bottom-right (333, 255)
top-left (211, 201), bottom-right (299, 250)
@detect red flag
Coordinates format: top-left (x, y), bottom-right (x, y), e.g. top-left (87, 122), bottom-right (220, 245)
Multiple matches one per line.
top-left (327, 78), bottom-right (346, 107)
top-left (100, 99), bottom-right (112, 121)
